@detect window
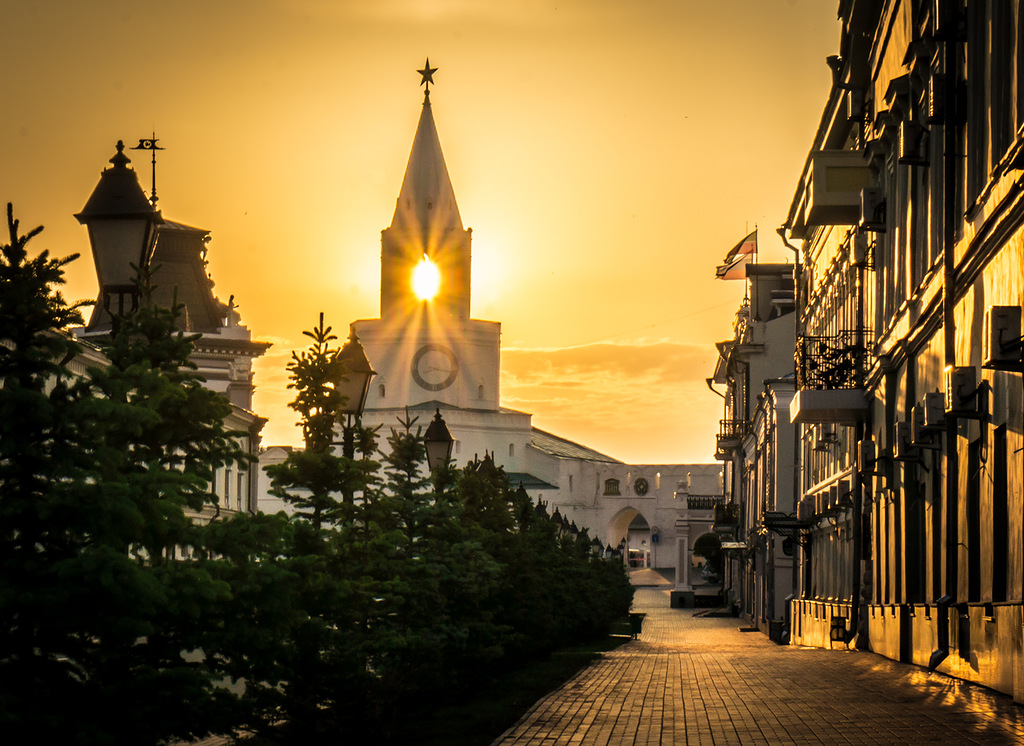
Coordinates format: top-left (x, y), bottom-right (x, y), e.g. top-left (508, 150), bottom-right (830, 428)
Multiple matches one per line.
top-left (603, 478), bottom-right (621, 496)
top-left (966, 1), bottom-right (988, 204)
top-left (379, 383), bottom-right (386, 398)
top-left (993, 426), bottom-right (1008, 602)
top-left (508, 443), bottom-right (515, 457)
top-left (905, 478), bottom-right (926, 603)
top-left (967, 436), bottom-right (982, 602)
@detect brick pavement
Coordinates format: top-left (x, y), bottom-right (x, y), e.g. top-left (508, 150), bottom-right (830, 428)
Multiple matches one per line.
top-left (491, 589), bottom-right (1024, 745)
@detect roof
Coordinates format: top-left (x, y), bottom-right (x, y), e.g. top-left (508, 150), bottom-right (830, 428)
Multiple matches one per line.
top-left (505, 472), bottom-right (558, 490)
top-left (75, 141), bottom-right (160, 221)
top-left (529, 427), bottom-right (623, 464)
top-left (83, 214), bottom-right (226, 333)
top-left (391, 97), bottom-right (463, 239)
top-left (365, 400), bottom-right (531, 416)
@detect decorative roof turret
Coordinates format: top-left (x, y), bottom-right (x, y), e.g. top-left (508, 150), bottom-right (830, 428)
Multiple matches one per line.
top-left (76, 141), bottom-right (160, 222)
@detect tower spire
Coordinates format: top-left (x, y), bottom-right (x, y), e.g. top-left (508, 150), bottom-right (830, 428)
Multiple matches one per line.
top-left (380, 60), bottom-right (472, 321)
top-left (391, 59), bottom-right (462, 237)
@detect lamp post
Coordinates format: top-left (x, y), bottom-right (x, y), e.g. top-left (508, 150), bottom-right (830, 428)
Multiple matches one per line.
top-left (424, 408), bottom-right (454, 471)
top-left (75, 140), bottom-right (162, 333)
top-left (334, 329), bottom-right (375, 503)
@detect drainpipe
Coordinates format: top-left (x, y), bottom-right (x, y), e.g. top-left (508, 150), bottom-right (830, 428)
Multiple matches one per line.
top-left (934, 3), bottom-right (962, 669)
top-left (848, 230), bottom-right (869, 646)
top-left (778, 225), bottom-right (805, 627)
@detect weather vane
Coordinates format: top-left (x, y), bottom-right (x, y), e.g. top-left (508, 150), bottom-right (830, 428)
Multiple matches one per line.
top-left (131, 133), bottom-right (163, 207)
top-left (417, 57), bottom-right (437, 98)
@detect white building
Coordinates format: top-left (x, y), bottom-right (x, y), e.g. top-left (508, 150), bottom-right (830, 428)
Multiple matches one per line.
top-left (262, 73), bottom-right (723, 596)
top-left (73, 140), bottom-right (269, 519)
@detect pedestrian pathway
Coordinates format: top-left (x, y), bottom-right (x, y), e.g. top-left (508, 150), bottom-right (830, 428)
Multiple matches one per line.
top-left (491, 589), bottom-right (1024, 745)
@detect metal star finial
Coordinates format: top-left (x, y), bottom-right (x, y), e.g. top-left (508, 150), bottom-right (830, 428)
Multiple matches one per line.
top-left (418, 57), bottom-right (438, 94)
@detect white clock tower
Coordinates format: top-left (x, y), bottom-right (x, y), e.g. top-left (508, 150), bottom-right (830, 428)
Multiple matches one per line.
top-left (351, 62), bottom-right (527, 464)
top-left (268, 64), bottom-right (719, 586)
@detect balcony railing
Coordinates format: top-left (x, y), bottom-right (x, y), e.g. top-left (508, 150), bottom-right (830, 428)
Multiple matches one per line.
top-left (687, 495), bottom-right (726, 511)
top-left (712, 503), bottom-right (740, 534)
top-left (796, 330), bottom-right (872, 390)
top-left (715, 419), bottom-right (749, 460)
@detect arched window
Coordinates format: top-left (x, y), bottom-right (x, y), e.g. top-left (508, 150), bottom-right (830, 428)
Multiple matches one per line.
top-left (478, 384), bottom-right (484, 399)
top-left (378, 383), bottom-right (386, 398)
top-left (603, 478), bottom-right (621, 496)
top-left (509, 443), bottom-right (515, 457)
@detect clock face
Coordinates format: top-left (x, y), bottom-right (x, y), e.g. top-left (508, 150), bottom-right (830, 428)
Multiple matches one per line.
top-left (412, 343), bottom-right (459, 391)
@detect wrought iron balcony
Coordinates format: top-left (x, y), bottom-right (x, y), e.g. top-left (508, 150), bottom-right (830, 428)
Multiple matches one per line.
top-left (796, 330), bottom-right (871, 390)
top-left (687, 495), bottom-right (726, 511)
top-left (714, 419), bottom-right (748, 459)
top-left (792, 330), bottom-right (872, 424)
top-left (712, 503), bottom-right (740, 534)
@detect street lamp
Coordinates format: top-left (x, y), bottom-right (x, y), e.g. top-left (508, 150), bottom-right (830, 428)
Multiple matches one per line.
top-left (334, 330), bottom-right (375, 461)
top-left (328, 328), bottom-right (375, 506)
top-left (75, 140), bottom-right (163, 332)
top-left (424, 408), bottom-right (454, 471)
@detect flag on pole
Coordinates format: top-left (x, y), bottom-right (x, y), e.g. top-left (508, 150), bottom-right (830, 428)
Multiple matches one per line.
top-left (715, 229), bottom-right (757, 280)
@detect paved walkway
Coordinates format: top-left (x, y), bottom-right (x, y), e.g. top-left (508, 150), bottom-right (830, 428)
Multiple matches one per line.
top-left (492, 589), bottom-right (1024, 745)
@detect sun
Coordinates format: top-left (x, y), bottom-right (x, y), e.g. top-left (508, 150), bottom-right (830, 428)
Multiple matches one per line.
top-left (412, 254), bottom-right (441, 301)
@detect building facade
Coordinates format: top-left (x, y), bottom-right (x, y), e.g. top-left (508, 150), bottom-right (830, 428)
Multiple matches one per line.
top-left (710, 262), bottom-right (798, 637)
top-left (781, 0), bottom-right (1024, 700)
top-left (74, 141), bottom-right (269, 519)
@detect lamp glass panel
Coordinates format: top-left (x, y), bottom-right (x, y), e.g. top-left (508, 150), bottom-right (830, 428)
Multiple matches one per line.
top-left (89, 219), bottom-right (148, 287)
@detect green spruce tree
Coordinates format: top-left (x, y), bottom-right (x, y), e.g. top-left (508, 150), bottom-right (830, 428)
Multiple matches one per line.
top-left (0, 204), bottom-right (94, 737)
top-left (263, 314), bottom-right (380, 741)
top-left (0, 205), bottom-right (255, 744)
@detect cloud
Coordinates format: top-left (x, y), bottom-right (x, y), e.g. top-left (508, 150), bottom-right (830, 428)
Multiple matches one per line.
top-left (501, 340), bottom-right (721, 464)
top-left (277, 0), bottom-right (590, 27)
top-left (254, 337), bottom-right (725, 462)
top-left (502, 340), bottom-right (713, 387)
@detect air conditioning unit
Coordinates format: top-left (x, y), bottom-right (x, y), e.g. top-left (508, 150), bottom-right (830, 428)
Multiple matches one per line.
top-left (921, 392), bottom-right (946, 429)
top-left (839, 479), bottom-right (854, 509)
top-left (813, 423), bottom-right (838, 452)
top-left (893, 420), bottom-right (914, 460)
top-left (846, 88), bottom-right (865, 121)
top-left (945, 366), bottom-right (977, 414)
top-left (898, 120), bottom-right (928, 166)
top-left (911, 404), bottom-right (942, 449)
top-left (859, 187), bottom-right (886, 232)
top-left (982, 305), bottom-right (1023, 370)
top-left (857, 437), bottom-right (876, 472)
top-left (797, 496), bottom-right (814, 523)
top-left (852, 231), bottom-right (871, 267)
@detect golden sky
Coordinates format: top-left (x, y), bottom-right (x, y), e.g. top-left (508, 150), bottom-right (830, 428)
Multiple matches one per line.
top-left (3, 0), bottom-right (839, 464)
